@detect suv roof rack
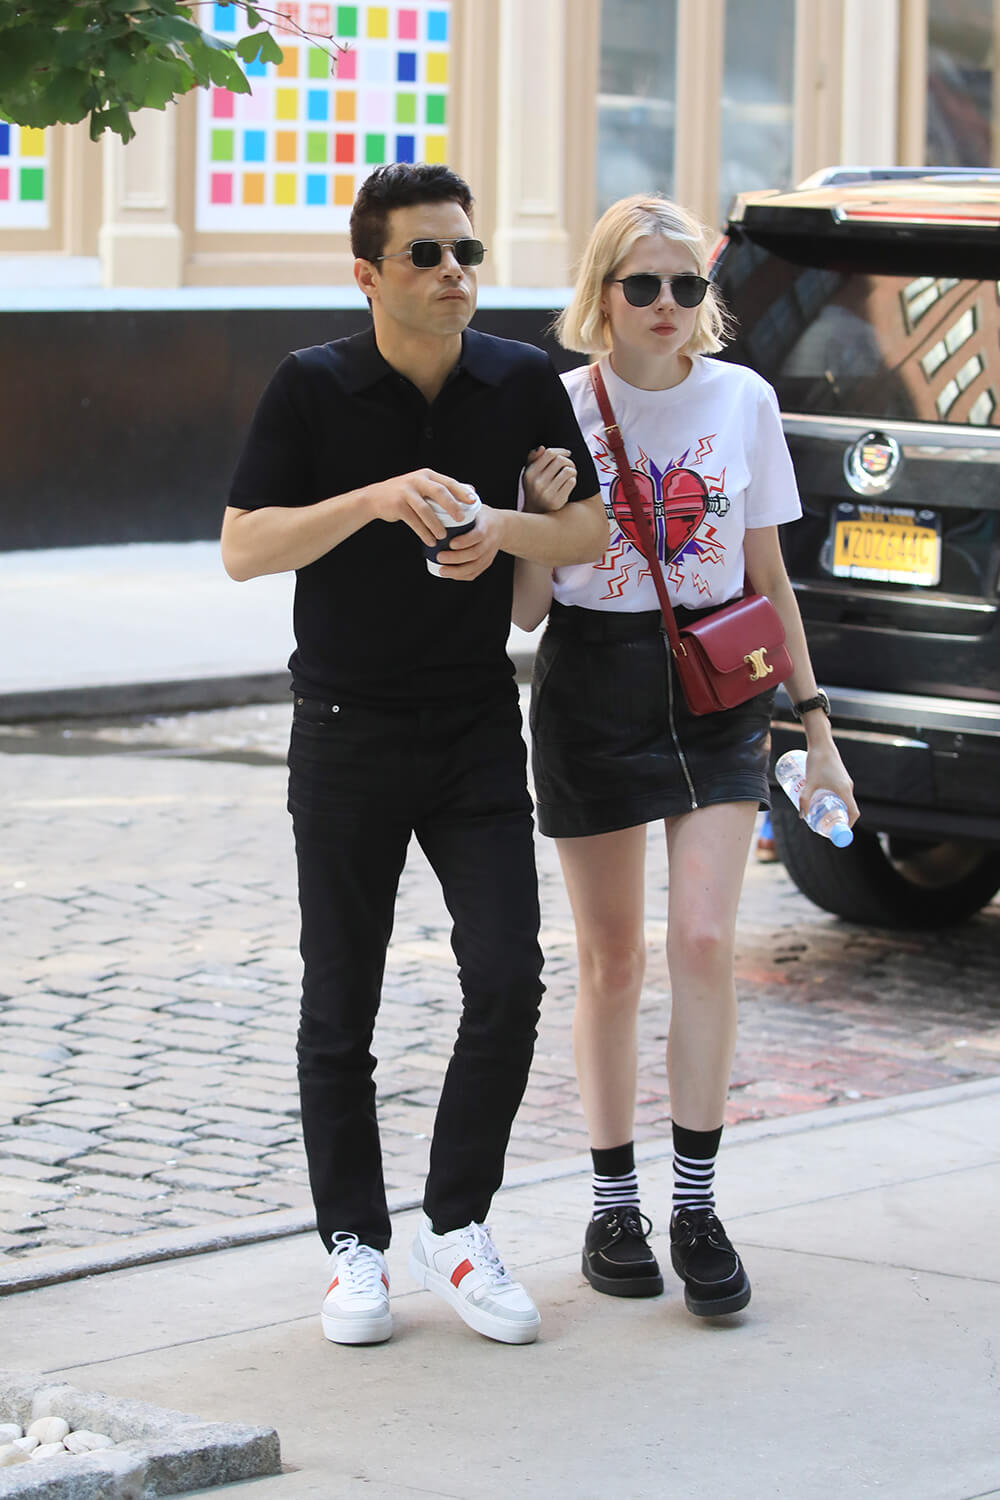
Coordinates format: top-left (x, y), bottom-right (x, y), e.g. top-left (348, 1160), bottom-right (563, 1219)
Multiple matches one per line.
top-left (798, 165), bottom-right (1000, 188)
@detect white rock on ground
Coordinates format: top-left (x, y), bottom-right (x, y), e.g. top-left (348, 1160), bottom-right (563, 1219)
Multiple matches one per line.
top-left (0, 1425), bottom-right (22, 1443)
top-left (11, 1435), bottom-right (39, 1453)
top-left (27, 1417), bottom-right (70, 1444)
top-left (63, 1431), bottom-right (114, 1454)
top-left (0, 1445), bottom-right (32, 1466)
top-left (29, 1442), bottom-right (69, 1461)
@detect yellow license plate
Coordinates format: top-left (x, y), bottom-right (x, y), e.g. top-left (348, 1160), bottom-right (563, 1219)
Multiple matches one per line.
top-left (831, 504), bottom-right (941, 586)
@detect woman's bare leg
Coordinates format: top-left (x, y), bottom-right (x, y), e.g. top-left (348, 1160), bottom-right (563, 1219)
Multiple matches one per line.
top-left (555, 824), bottom-right (648, 1149)
top-left (661, 801), bottom-right (757, 1315)
top-left (663, 801), bottom-right (758, 1129)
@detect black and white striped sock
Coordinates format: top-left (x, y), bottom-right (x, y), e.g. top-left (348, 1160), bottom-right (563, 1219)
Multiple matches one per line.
top-left (671, 1122), bottom-right (723, 1216)
top-left (591, 1142), bottom-right (640, 1220)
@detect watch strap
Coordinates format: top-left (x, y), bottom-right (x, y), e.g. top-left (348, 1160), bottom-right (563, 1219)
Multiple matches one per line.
top-left (792, 692), bottom-right (830, 720)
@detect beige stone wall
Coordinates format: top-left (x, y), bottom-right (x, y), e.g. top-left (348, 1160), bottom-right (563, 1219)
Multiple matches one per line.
top-left (171, 0), bottom-right (599, 288)
top-left (0, 120), bottom-right (102, 255)
top-left (0, 0), bottom-right (972, 287)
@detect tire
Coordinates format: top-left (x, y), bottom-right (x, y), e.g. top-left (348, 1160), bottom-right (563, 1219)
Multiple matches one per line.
top-left (770, 798), bottom-right (1000, 928)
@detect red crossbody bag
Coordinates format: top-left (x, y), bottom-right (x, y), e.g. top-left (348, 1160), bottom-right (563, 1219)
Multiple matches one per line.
top-left (589, 363), bottom-right (792, 716)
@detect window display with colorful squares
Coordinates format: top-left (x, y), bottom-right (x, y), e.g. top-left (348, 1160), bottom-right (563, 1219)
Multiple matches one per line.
top-left (0, 124), bottom-right (49, 229)
top-left (196, 1), bottom-right (450, 232)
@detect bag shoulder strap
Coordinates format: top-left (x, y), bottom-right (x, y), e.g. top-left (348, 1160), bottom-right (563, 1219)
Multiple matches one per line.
top-left (588, 362), bottom-right (682, 653)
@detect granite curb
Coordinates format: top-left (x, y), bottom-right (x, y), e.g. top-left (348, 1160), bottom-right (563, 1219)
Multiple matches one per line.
top-left (4, 1076), bottom-right (997, 1300)
top-left (0, 654), bottom-right (536, 724)
top-left (0, 1371), bottom-right (280, 1499)
top-left (0, 674), bottom-right (293, 725)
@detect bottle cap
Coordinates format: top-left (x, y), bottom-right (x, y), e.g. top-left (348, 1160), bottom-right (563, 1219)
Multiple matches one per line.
top-left (830, 825), bottom-right (854, 848)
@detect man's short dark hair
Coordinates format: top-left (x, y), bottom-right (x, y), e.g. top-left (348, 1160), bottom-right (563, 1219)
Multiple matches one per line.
top-left (350, 163), bottom-right (474, 264)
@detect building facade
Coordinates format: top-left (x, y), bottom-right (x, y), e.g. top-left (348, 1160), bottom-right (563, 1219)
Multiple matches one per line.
top-left (2, 0), bottom-right (997, 288)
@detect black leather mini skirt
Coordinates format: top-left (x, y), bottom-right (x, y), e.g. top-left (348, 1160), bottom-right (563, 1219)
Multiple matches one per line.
top-left (529, 600), bottom-right (775, 839)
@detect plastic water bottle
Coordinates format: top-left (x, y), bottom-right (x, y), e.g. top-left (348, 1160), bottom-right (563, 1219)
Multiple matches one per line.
top-left (774, 749), bottom-right (854, 847)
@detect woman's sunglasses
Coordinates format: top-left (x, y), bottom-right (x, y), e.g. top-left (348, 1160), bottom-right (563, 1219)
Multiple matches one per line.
top-left (376, 238), bottom-right (486, 269)
top-left (608, 273), bottom-right (710, 308)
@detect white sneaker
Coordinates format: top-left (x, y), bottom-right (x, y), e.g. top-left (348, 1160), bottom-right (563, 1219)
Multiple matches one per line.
top-left (320, 1233), bottom-right (392, 1345)
top-left (409, 1216), bottom-right (540, 1345)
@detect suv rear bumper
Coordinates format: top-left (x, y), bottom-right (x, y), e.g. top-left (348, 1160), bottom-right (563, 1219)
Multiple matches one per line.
top-left (771, 686), bottom-right (1000, 844)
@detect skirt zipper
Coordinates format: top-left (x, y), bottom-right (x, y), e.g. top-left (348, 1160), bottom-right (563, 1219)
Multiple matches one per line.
top-left (663, 632), bottom-right (699, 811)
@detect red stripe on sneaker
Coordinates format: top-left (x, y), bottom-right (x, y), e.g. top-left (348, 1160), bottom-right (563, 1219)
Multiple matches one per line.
top-left (450, 1258), bottom-right (474, 1288)
top-left (381, 1274), bottom-right (389, 1289)
top-left (326, 1278), bottom-right (338, 1294)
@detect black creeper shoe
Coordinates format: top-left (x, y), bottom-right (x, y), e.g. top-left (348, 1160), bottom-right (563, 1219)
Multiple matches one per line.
top-left (670, 1206), bottom-right (751, 1316)
top-left (582, 1207), bottom-right (664, 1298)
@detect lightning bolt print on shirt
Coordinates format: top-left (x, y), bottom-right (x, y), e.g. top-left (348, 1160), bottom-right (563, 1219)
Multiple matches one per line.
top-left (553, 355), bottom-right (802, 615)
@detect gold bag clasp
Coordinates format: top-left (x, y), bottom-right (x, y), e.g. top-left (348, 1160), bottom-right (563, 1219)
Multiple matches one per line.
top-left (744, 647), bottom-right (772, 682)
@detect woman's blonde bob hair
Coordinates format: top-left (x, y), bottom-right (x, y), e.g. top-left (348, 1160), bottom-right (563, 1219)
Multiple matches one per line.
top-left (556, 194), bottom-right (729, 357)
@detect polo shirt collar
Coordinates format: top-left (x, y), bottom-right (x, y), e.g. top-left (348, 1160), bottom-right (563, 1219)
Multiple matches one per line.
top-left (339, 326), bottom-right (390, 393)
top-left (341, 325), bottom-right (501, 393)
top-left (457, 328), bottom-right (503, 385)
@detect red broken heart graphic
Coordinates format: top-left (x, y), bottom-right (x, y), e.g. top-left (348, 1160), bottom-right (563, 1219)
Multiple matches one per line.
top-left (609, 466), bottom-right (709, 564)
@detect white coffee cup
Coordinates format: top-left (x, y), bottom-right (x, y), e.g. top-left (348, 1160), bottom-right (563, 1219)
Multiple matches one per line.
top-left (424, 486), bottom-right (482, 576)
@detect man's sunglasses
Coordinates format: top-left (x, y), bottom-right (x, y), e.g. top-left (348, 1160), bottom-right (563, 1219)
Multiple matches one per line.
top-left (607, 273), bottom-right (710, 308)
top-left (376, 238), bottom-right (486, 269)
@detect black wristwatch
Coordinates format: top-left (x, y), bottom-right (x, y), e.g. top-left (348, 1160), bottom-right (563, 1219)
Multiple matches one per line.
top-left (791, 690), bottom-right (831, 721)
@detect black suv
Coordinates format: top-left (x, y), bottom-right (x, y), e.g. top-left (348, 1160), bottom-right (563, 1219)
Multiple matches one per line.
top-left (712, 168), bottom-right (1000, 927)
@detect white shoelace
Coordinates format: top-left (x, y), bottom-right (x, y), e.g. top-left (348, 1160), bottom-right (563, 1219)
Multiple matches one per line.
top-left (459, 1222), bottom-right (514, 1289)
top-left (330, 1232), bottom-right (385, 1295)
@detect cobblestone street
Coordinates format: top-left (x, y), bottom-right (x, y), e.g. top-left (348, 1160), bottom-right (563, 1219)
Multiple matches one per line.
top-left (2, 696), bottom-right (999, 1270)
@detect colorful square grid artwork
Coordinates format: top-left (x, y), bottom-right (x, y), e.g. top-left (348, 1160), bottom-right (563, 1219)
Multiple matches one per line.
top-left (0, 123), bottom-right (49, 229)
top-left (196, 1), bottom-right (450, 232)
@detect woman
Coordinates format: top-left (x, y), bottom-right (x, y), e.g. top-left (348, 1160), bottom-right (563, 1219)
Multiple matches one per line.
top-left (515, 195), bottom-right (858, 1317)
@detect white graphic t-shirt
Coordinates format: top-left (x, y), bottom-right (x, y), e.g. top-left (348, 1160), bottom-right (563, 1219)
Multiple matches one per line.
top-left (553, 354), bottom-right (802, 612)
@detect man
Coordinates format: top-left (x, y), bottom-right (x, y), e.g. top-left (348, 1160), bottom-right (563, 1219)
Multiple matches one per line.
top-left (221, 163), bottom-right (605, 1347)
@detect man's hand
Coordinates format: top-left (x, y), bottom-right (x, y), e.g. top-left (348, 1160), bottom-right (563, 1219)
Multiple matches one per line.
top-left (367, 468), bottom-right (472, 545)
top-left (523, 446), bottom-right (577, 514)
top-left (434, 505), bottom-right (509, 581)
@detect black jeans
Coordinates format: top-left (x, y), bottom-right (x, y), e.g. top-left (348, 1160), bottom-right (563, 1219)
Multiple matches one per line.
top-left (287, 689), bottom-right (543, 1251)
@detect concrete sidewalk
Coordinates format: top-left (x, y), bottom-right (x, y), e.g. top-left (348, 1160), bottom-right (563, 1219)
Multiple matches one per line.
top-left (3, 1079), bottom-right (999, 1500)
top-left (3, 543), bottom-right (998, 1498)
top-left (0, 543), bottom-right (543, 720)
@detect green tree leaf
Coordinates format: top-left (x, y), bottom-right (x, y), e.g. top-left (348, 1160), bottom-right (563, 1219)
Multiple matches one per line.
top-left (90, 102), bottom-right (135, 143)
top-left (0, 28), bottom-right (52, 91)
top-left (40, 68), bottom-right (93, 122)
top-left (0, 0), bottom-right (327, 141)
top-left (257, 30), bottom-right (284, 64)
top-left (234, 31), bottom-right (267, 62)
top-left (145, 55), bottom-right (186, 109)
top-left (137, 15), bottom-right (205, 46)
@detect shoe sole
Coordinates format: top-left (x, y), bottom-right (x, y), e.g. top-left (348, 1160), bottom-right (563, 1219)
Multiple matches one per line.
top-left (409, 1249), bottom-right (540, 1345)
top-left (320, 1310), bottom-right (393, 1345)
top-left (682, 1272), bottom-right (752, 1318)
top-left (582, 1254), bottom-right (664, 1299)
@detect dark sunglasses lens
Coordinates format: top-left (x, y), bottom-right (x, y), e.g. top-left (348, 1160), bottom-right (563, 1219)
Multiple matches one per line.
top-left (409, 240), bottom-right (443, 268)
top-left (455, 238), bottom-right (485, 266)
top-left (672, 275), bottom-right (709, 307)
top-left (621, 275), bottom-right (661, 307)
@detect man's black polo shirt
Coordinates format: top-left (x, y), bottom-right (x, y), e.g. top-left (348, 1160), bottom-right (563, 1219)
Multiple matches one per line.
top-left (229, 326), bottom-right (598, 707)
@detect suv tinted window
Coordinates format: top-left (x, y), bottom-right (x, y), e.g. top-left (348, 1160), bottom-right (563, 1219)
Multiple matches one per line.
top-left (717, 237), bottom-right (1000, 427)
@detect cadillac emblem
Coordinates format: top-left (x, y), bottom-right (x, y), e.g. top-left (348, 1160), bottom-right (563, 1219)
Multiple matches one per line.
top-left (844, 431), bottom-right (901, 496)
